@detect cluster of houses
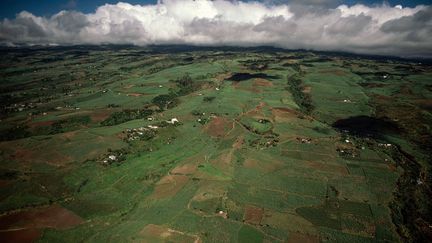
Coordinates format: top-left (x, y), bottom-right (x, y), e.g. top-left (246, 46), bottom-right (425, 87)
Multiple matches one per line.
top-left (101, 152), bottom-right (124, 165)
top-left (336, 147), bottom-right (359, 158)
top-left (167, 118), bottom-right (179, 124)
top-left (5, 102), bottom-right (80, 116)
top-left (193, 112), bottom-right (218, 125)
top-left (125, 126), bottom-right (157, 141)
top-left (297, 137), bottom-right (312, 144)
top-left (250, 135), bottom-right (279, 149)
top-left (102, 155), bottom-right (118, 164)
top-left (378, 143), bottom-right (392, 148)
top-left (5, 102), bottom-right (36, 113)
top-left (54, 105), bottom-right (80, 110)
top-left (124, 117), bottom-right (180, 141)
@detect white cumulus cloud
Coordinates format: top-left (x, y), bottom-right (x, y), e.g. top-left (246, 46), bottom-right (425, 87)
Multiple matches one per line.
top-left (0, 0), bottom-right (431, 57)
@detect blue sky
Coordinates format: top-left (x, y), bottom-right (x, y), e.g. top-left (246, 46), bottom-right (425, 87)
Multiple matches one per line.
top-left (0, 0), bottom-right (154, 19)
top-left (0, 0), bottom-right (430, 19)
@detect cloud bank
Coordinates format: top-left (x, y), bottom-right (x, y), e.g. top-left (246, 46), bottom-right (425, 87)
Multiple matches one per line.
top-left (0, 0), bottom-right (431, 57)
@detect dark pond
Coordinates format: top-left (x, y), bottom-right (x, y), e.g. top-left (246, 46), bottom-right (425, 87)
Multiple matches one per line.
top-left (226, 73), bottom-right (278, 82)
top-left (332, 115), bottom-right (401, 137)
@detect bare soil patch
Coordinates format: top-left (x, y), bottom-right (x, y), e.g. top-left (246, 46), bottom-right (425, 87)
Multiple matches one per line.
top-left (232, 136), bottom-right (244, 150)
top-left (0, 180), bottom-right (11, 188)
top-left (126, 93), bottom-right (150, 97)
top-left (151, 175), bottom-right (189, 199)
top-left (61, 131), bottom-right (77, 140)
top-left (204, 117), bottom-right (233, 138)
top-left (253, 78), bottom-right (273, 87)
top-left (139, 224), bottom-right (201, 243)
top-left (90, 110), bottom-right (111, 123)
top-left (287, 232), bottom-right (319, 243)
top-left (44, 151), bottom-right (74, 166)
top-left (243, 158), bottom-right (284, 173)
top-left (215, 72), bottom-right (232, 82)
top-left (399, 85), bottom-right (413, 96)
top-left (10, 147), bottom-right (35, 164)
top-left (0, 228), bottom-right (41, 243)
top-left (318, 69), bottom-right (346, 76)
top-left (413, 99), bottom-right (432, 111)
top-left (372, 94), bottom-right (392, 102)
top-left (0, 204), bottom-right (83, 241)
top-left (245, 102), bottom-right (266, 118)
top-left (303, 86), bottom-right (312, 94)
top-left (271, 107), bottom-right (299, 122)
top-left (232, 82), bottom-right (261, 93)
top-left (244, 205), bottom-right (264, 225)
top-left (171, 163), bottom-right (197, 175)
top-left (28, 120), bottom-right (54, 129)
top-left (243, 159), bottom-right (259, 169)
top-left (140, 224), bottom-right (167, 237)
top-left (272, 107), bottom-right (298, 114)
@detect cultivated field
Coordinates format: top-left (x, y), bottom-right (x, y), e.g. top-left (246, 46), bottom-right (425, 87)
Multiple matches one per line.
top-left (0, 46), bottom-right (431, 242)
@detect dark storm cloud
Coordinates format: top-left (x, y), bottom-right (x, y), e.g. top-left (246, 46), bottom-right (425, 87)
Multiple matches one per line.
top-left (381, 7), bottom-right (431, 31)
top-left (253, 16), bottom-right (298, 35)
top-left (0, 0), bottom-right (430, 57)
top-left (326, 14), bottom-right (372, 35)
top-left (374, 6), bottom-right (432, 55)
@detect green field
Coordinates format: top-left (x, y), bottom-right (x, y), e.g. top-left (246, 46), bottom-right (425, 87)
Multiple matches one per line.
top-left (0, 46), bottom-right (431, 242)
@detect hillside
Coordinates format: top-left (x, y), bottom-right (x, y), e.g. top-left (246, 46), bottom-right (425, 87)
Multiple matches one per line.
top-left (0, 46), bottom-right (431, 242)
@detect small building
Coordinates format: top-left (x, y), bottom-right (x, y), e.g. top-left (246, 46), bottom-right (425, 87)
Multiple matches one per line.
top-left (167, 118), bottom-right (179, 124)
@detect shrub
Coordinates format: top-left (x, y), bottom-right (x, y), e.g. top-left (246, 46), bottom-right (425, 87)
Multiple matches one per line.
top-left (101, 109), bottom-right (153, 126)
top-left (286, 74), bottom-right (314, 114)
top-left (151, 94), bottom-right (179, 110)
top-left (203, 96), bottom-right (216, 102)
top-left (0, 125), bottom-right (31, 141)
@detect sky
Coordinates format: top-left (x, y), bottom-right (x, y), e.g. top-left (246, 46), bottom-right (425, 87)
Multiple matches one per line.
top-left (0, 0), bottom-right (431, 57)
top-left (1, 0), bottom-right (430, 18)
